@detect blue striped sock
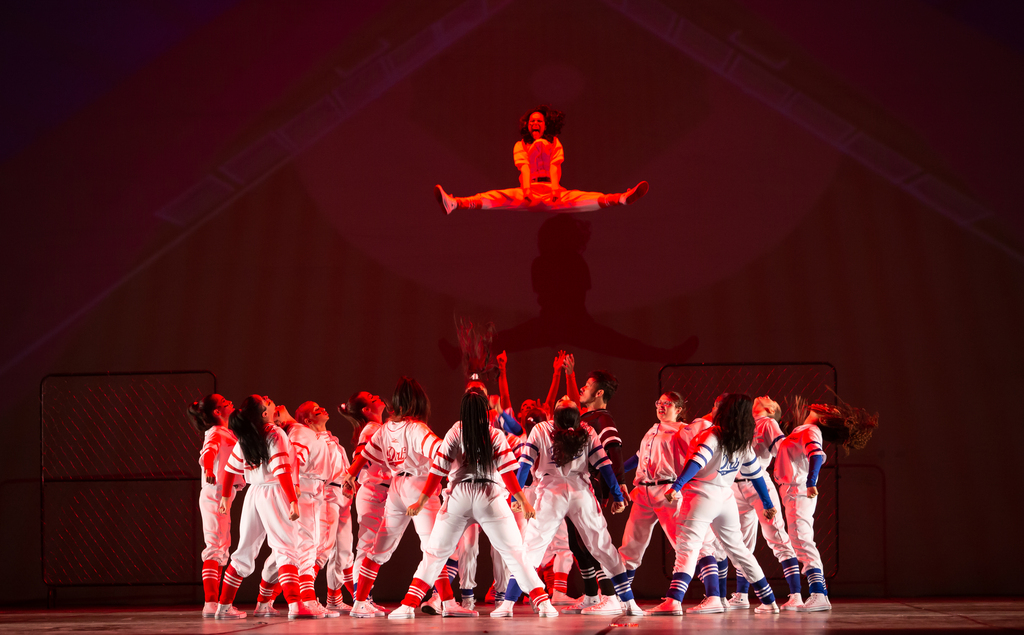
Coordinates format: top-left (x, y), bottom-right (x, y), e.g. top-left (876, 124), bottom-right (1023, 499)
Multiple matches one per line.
top-left (749, 577), bottom-right (777, 605)
top-left (611, 571), bottom-right (634, 602)
top-left (781, 558), bottom-right (802, 595)
top-left (461, 588), bottom-right (474, 600)
top-left (736, 570), bottom-right (750, 594)
top-left (667, 572), bottom-right (692, 602)
top-left (717, 560), bottom-right (728, 597)
top-left (504, 577), bottom-right (522, 603)
top-left (446, 558), bottom-right (459, 583)
top-left (806, 568), bottom-right (827, 595)
top-left (626, 569), bottom-right (635, 584)
top-left (697, 555), bottom-right (720, 597)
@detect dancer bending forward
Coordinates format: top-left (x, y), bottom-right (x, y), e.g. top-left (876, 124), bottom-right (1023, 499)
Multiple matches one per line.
top-left (390, 388), bottom-right (558, 619)
top-left (435, 105), bottom-right (648, 215)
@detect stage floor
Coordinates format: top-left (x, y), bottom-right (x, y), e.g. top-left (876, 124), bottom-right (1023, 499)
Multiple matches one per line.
top-left (1, 599), bottom-right (1022, 633)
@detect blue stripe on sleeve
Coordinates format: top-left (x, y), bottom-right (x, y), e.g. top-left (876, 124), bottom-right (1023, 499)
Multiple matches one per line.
top-left (768, 434), bottom-right (785, 452)
top-left (672, 459), bottom-right (702, 492)
top-left (598, 464), bottom-right (624, 502)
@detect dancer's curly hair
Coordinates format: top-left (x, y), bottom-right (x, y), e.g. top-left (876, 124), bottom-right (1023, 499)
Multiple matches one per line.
top-left (809, 401), bottom-right (879, 454)
top-left (229, 395), bottom-right (272, 468)
top-left (519, 105), bottom-right (564, 144)
top-left (712, 393), bottom-right (756, 462)
top-left (551, 404), bottom-right (589, 466)
top-left (461, 388), bottom-right (495, 475)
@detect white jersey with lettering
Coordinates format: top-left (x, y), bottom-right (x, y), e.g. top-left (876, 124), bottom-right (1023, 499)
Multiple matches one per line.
top-left (677, 417), bottom-right (713, 454)
top-left (363, 419), bottom-right (441, 478)
top-left (773, 424), bottom-right (826, 489)
top-left (686, 427), bottom-right (764, 489)
top-left (518, 421), bottom-right (612, 488)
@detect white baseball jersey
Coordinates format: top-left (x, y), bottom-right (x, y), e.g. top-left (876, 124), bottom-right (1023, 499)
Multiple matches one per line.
top-left (286, 423), bottom-right (330, 495)
top-left (633, 420), bottom-right (688, 485)
top-left (677, 416), bottom-right (713, 454)
top-left (751, 415), bottom-right (787, 471)
top-left (362, 419), bottom-right (441, 478)
top-left (354, 422), bottom-right (390, 487)
top-left (224, 424), bottom-right (293, 486)
top-left (319, 432), bottom-right (349, 504)
top-left (773, 423), bottom-right (826, 487)
top-left (430, 422), bottom-right (518, 489)
top-left (199, 425), bottom-right (237, 484)
top-left (685, 427), bottom-right (764, 489)
top-left (518, 421), bottom-right (612, 487)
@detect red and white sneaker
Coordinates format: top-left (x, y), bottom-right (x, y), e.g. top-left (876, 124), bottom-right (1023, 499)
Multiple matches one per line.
top-left (388, 604), bottom-right (416, 619)
top-left (754, 601), bottom-right (780, 614)
top-left (622, 599), bottom-right (647, 616)
top-left (726, 593), bottom-right (749, 610)
top-left (288, 601), bottom-right (323, 619)
top-left (490, 600), bottom-right (515, 618)
top-left (796, 593), bottom-right (831, 612)
top-left (550, 590), bottom-right (578, 605)
top-left (201, 602), bottom-right (218, 618)
top-left (421, 591), bottom-right (442, 615)
top-left (254, 601), bottom-right (280, 617)
top-left (442, 598), bottom-right (478, 617)
top-left (350, 600), bottom-right (379, 618)
top-left (214, 604), bottom-right (246, 619)
top-left (781, 594), bottom-right (804, 611)
top-left (581, 595), bottom-right (622, 615)
top-left (316, 601), bottom-right (341, 618)
top-left (326, 600), bottom-right (352, 613)
top-left (648, 598), bottom-right (682, 615)
top-left (435, 185), bottom-right (457, 215)
top-left (536, 599), bottom-right (559, 618)
top-left (563, 594), bottom-right (602, 614)
top-left (369, 599), bottom-right (387, 616)
top-left (686, 595), bottom-right (725, 614)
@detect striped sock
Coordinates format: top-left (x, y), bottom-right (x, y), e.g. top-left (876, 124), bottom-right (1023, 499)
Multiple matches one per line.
top-left (201, 560), bottom-right (221, 603)
top-left (257, 578), bottom-right (276, 604)
top-left (750, 577), bottom-right (777, 605)
top-left (494, 589), bottom-right (505, 603)
top-left (342, 566), bottom-right (355, 599)
top-left (553, 572), bottom-right (568, 593)
top-left (806, 568), bottom-right (827, 595)
top-left (299, 574), bottom-right (316, 602)
top-left (697, 555), bottom-right (721, 597)
top-left (611, 571), bottom-right (634, 602)
top-left (278, 564), bottom-right (301, 604)
top-left (736, 571), bottom-right (750, 594)
top-left (327, 587), bottom-right (343, 606)
top-left (218, 565), bottom-right (244, 605)
top-left (717, 560), bottom-right (728, 597)
top-left (579, 564), bottom-right (599, 597)
top-left (461, 588), bottom-right (475, 600)
top-left (445, 558), bottom-right (459, 583)
top-left (626, 568), bottom-right (636, 585)
top-left (355, 560), bottom-right (380, 602)
top-left (505, 577), bottom-right (522, 603)
top-left (781, 558), bottom-right (802, 595)
top-left (313, 563), bottom-right (321, 578)
top-left (667, 571), bottom-right (692, 602)
top-left (435, 571), bottom-right (455, 601)
top-left (527, 587), bottom-right (550, 608)
top-left (402, 578), bottom-right (432, 608)
top-left (269, 582), bottom-right (282, 603)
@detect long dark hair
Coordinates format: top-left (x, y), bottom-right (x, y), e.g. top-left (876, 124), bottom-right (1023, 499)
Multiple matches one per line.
top-left (551, 405), bottom-right (588, 467)
top-left (187, 394), bottom-right (220, 432)
top-left (713, 393), bottom-right (756, 461)
top-left (390, 376), bottom-right (430, 423)
top-left (228, 395), bottom-right (271, 468)
top-left (461, 388), bottom-right (494, 474)
top-left (519, 104), bottom-right (564, 144)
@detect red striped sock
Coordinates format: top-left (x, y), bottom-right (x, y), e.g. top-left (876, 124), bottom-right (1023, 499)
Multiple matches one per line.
top-left (542, 564), bottom-right (554, 593)
top-left (313, 564), bottom-right (321, 577)
top-left (355, 560), bottom-right (380, 602)
top-left (327, 587), bottom-right (343, 606)
top-left (299, 574), bottom-right (316, 602)
top-left (269, 582), bottom-right (282, 603)
top-left (434, 572), bottom-right (454, 601)
top-left (278, 564), bottom-right (301, 604)
top-left (342, 566), bottom-right (355, 599)
top-left (527, 587), bottom-right (550, 607)
top-left (218, 565), bottom-right (244, 605)
top-left (201, 560), bottom-right (221, 603)
top-left (553, 572), bottom-right (568, 593)
top-left (402, 578), bottom-right (432, 608)
top-left (256, 578), bottom-right (276, 603)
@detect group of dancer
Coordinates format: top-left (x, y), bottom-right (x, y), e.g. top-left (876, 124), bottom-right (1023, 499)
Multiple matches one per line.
top-left (188, 348), bottom-right (877, 620)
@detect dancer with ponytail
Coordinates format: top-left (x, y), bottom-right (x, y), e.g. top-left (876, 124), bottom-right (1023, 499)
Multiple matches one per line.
top-left (189, 394), bottom-right (239, 618)
top-left (342, 377), bottom-right (455, 618)
top-left (653, 393), bottom-right (781, 616)
top-left (501, 398), bottom-right (645, 617)
top-left (214, 395), bottom-right (319, 620)
top-left (389, 388), bottom-right (558, 619)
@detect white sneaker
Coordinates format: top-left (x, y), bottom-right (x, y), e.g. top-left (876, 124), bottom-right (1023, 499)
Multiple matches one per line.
top-left (201, 602), bottom-right (218, 618)
top-left (562, 594), bottom-right (601, 614)
top-left (581, 595), bottom-right (622, 615)
top-left (215, 604), bottom-right (246, 619)
top-left (326, 600), bottom-right (352, 613)
top-left (622, 599), bottom-right (647, 616)
top-left (781, 594), bottom-right (804, 611)
top-left (288, 601), bottom-right (323, 619)
top-left (388, 604), bottom-right (416, 619)
top-left (536, 599), bottom-right (559, 618)
top-left (435, 185), bottom-right (457, 215)
top-left (686, 595), bottom-right (725, 614)
top-left (254, 601), bottom-right (280, 617)
top-left (369, 599), bottom-right (387, 616)
top-left (796, 593), bottom-right (831, 612)
top-left (421, 591), bottom-right (442, 615)
top-left (491, 599), bottom-right (515, 618)
top-left (460, 596), bottom-right (476, 611)
top-left (350, 600), bottom-right (379, 618)
top-left (443, 598), bottom-right (478, 617)
top-left (754, 601), bottom-right (780, 614)
top-left (316, 601), bottom-right (340, 618)
top-left (726, 593), bottom-right (749, 610)
top-left (648, 597), bottom-right (682, 615)
top-left (549, 590), bottom-right (578, 605)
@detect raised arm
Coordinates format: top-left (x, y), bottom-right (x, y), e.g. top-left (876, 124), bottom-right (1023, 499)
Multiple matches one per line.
top-left (497, 350), bottom-right (511, 412)
top-left (544, 350), bottom-right (565, 413)
top-left (564, 353), bottom-right (580, 408)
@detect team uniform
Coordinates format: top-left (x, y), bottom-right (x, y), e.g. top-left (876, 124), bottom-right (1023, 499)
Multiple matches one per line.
top-left (350, 421), bottom-right (390, 609)
top-left (390, 422), bottom-right (555, 619)
top-left (198, 425), bottom-right (240, 612)
top-left (216, 424), bottom-right (310, 619)
top-left (657, 428), bottom-right (779, 615)
top-left (348, 418), bottom-right (451, 613)
top-left (454, 139), bottom-right (631, 212)
top-left (319, 433), bottom-right (354, 610)
top-left (729, 415), bottom-right (803, 608)
top-left (774, 423), bottom-right (830, 610)
top-left (504, 421), bottom-right (642, 616)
